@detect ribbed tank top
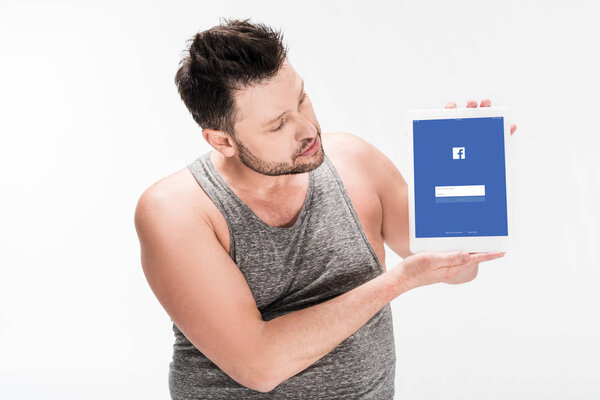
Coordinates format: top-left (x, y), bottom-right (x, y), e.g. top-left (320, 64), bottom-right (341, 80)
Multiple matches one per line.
top-left (168, 150), bottom-right (396, 399)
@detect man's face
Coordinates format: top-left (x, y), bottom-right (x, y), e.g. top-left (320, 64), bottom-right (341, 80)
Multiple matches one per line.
top-left (228, 58), bottom-right (324, 176)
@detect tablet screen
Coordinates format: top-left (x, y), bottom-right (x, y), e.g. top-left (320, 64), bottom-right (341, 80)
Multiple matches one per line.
top-left (413, 116), bottom-right (508, 238)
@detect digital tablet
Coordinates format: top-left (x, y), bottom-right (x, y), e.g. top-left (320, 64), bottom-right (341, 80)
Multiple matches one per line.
top-left (405, 106), bottom-right (512, 253)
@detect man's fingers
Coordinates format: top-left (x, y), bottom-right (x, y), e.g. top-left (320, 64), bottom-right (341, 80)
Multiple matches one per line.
top-left (447, 99), bottom-right (494, 108)
top-left (444, 99), bottom-right (517, 135)
top-left (468, 252), bottom-right (505, 263)
top-left (445, 102), bottom-right (457, 109)
top-left (428, 251), bottom-right (470, 267)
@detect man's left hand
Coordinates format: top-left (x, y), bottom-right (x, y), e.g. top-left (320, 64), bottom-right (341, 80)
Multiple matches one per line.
top-left (445, 98), bottom-right (517, 135)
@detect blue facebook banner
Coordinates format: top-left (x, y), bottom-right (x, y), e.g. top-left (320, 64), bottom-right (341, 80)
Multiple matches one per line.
top-left (413, 116), bottom-right (508, 237)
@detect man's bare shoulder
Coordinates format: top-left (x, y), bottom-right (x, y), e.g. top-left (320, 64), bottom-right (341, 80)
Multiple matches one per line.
top-left (322, 131), bottom-right (385, 177)
top-left (322, 131), bottom-right (402, 202)
top-left (321, 131), bottom-right (380, 161)
top-left (136, 165), bottom-right (217, 232)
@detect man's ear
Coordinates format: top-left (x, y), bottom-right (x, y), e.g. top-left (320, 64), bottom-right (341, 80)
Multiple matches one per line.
top-left (202, 128), bottom-right (236, 157)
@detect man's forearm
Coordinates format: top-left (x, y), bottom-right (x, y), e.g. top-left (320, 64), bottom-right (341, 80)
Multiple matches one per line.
top-left (257, 269), bottom-right (409, 391)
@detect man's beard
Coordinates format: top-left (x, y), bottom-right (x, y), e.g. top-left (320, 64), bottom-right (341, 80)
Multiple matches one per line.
top-left (232, 129), bottom-right (325, 176)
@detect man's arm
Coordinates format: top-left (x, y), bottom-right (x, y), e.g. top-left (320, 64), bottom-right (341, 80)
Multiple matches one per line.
top-left (134, 183), bottom-right (410, 393)
top-left (261, 268), bottom-right (407, 391)
top-left (135, 187), bottom-right (267, 391)
top-left (371, 146), bottom-right (414, 259)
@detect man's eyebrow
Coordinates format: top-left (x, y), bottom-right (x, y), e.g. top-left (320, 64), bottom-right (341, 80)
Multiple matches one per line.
top-left (263, 78), bottom-right (305, 127)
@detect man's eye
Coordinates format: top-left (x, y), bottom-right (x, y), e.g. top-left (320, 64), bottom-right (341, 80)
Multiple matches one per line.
top-left (271, 94), bottom-right (307, 132)
top-left (272, 121), bottom-right (284, 132)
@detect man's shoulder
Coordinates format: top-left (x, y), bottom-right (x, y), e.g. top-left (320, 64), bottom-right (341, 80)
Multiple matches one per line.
top-left (136, 166), bottom-right (216, 232)
top-left (322, 131), bottom-right (384, 164)
top-left (322, 131), bottom-right (371, 155)
top-left (322, 131), bottom-right (404, 206)
top-left (322, 131), bottom-right (387, 182)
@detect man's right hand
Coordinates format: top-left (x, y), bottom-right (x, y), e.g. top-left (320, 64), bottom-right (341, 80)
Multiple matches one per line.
top-left (393, 251), bottom-right (505, 290)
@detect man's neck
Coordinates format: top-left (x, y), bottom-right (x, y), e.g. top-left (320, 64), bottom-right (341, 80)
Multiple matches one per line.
top-left (210, 151), bottom-right (306, 197)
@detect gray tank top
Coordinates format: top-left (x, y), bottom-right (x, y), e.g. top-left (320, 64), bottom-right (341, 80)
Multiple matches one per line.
top-left (169, 150), bottom-right (396, 399)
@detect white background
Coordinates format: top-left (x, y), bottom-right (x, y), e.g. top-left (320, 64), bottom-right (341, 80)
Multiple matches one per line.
top-left (1, 0), bottom-right (599, 399)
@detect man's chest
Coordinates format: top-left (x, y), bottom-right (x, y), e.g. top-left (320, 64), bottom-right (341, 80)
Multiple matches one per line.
top-left (200, 154), bottom-right (386, 273)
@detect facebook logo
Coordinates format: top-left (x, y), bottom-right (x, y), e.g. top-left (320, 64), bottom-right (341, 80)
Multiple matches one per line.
top-left (452, 147), bottom-right (466, 159)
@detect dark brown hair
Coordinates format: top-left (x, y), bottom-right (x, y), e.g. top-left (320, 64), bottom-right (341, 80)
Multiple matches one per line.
top-left (174, 18), bottom-right (288, 138)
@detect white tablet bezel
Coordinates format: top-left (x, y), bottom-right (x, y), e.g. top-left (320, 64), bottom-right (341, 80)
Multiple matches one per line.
top-left (405, 106), bottom-right (512, 254)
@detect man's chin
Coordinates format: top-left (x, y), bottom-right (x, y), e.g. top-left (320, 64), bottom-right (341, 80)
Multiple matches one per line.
top-left (292, 148), bottom-right (324, 173)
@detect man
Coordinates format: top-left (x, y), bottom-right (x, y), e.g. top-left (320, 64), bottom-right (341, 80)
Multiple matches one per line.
top-left (134, 18), bottom-right (517, 399)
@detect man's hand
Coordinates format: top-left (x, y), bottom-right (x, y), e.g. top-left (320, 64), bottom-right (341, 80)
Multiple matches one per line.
top-left (445, 98), bottom-right (517, 135)
top-left (394, 251), bottom-right (505, 290)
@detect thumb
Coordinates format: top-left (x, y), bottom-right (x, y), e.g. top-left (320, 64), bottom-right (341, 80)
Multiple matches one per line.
top-left (428, 251), bottom-right (470, 267)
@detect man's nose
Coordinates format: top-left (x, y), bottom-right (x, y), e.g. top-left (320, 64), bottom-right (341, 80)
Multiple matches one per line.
top-left (295, 115), bottom-right (317, 141)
